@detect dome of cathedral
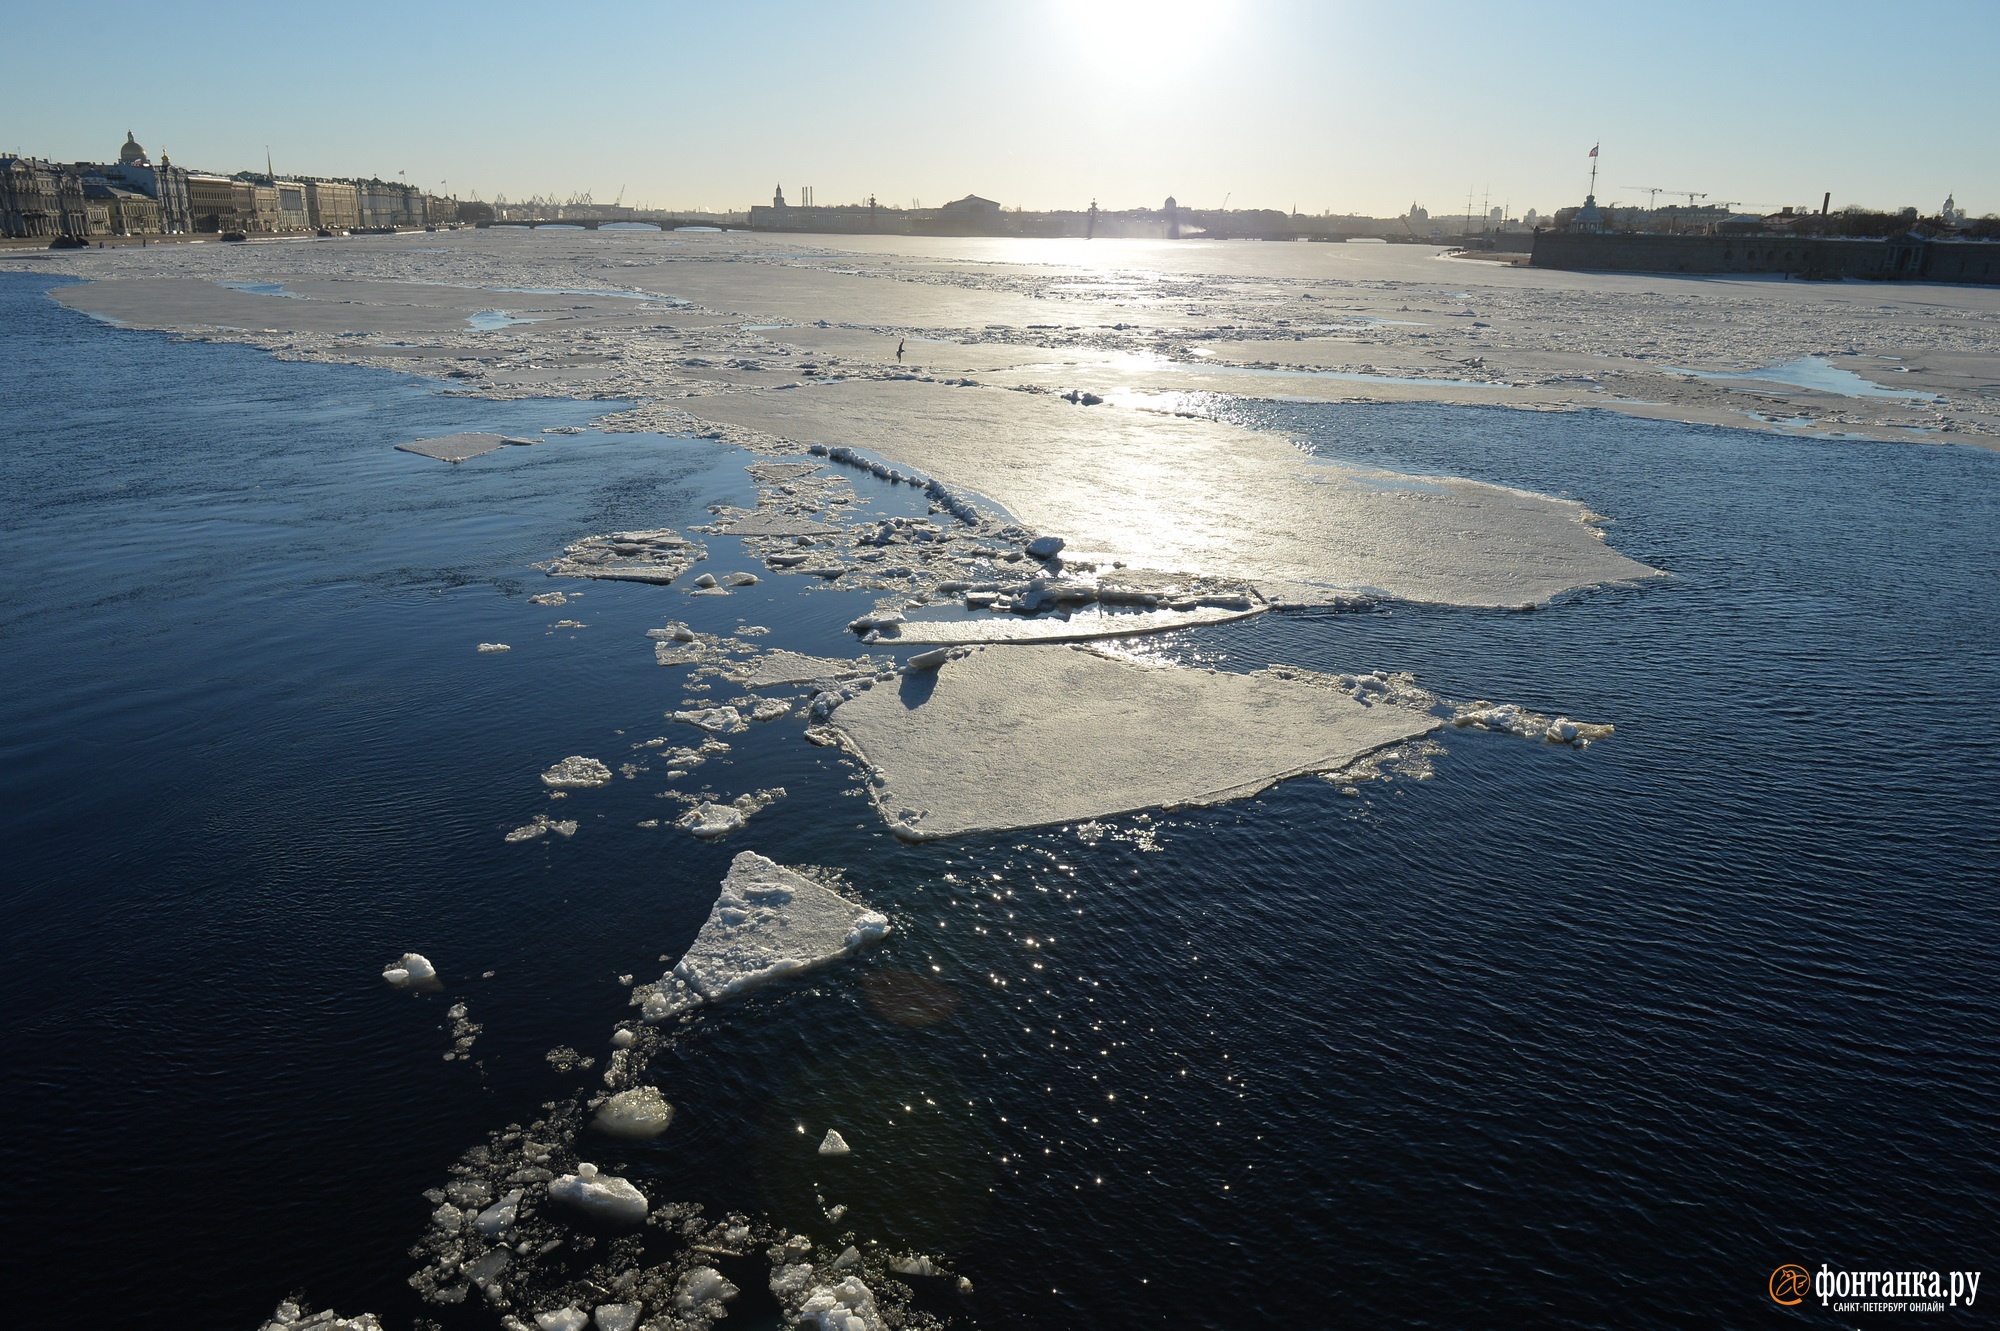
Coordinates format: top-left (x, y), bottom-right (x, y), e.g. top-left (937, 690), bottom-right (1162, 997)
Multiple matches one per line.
top-left (119, 132), bottom-right (148, 166)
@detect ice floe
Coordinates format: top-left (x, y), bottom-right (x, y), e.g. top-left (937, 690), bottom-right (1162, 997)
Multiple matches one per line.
top-left (671, 706), bottom-right (747, 734)
top-left (256, 1302), bottom-right (383, 1331)
top-left (477, 642), bottom-right (511, 653)
top-left (543, 528), bottom-right (705, 586)
top-left (824, 644), bottom-right (1440, 840)
top-left (506, 813), bottom-right (580, 843)
top-left (817, 1129), bottom-right (851, 1156)
top-left (635, 852), bottom-right (890, 1022)
top-left (541, 756), bottom-right (612, 788)
top-left (395, 431), bottom-right (535, 463)
top-left (593, 1086), bottom-right (675, 1139)
top-left (1451, 700), bottom-right (1614, 747)
top-left (547, 1162), bottom-right (649, 1226)
top-left (533, 1309), bottom-right (588, 1331)
top-left (383, 952), bottom-right (436, 987)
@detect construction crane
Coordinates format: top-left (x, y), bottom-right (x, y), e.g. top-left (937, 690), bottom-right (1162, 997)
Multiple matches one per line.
top-left (1676, 190), bottom-right (1707, 207)
top-left (1624, 185), bottom-right (1666, 209)
top-left (613, 184), bottom-right (626, 208)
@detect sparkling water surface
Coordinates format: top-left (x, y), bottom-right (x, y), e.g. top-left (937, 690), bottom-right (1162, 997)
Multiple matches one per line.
top-left (2, 271), bottom-right (1997, 1329)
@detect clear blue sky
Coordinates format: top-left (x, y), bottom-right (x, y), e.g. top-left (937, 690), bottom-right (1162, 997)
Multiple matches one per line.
top-left (7, 0), bottom-right (1993, 217)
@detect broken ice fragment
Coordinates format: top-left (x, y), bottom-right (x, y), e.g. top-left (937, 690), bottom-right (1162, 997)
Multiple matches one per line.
top-left (594, 1304), bottom-right (642, 1331)
top-left (818, 1129), bottom-right (851, 1156)
top-left (383, 952), bottom-right (435, 987)
top-left (547, 1162), bottom-right (648, 1227)
top-left (540, 756), bottom-right (612, 788)
top-left (505, 813), bottom-right (579, 843)
top-left (476, 642), bottom-right (511, 653)
top-left (473, 1188), bottom-right (522, 1237)
top-left (634, 852), bottom-right (891, 1021)
top-left (594, 1086), bottom-right (675, 1140)
top-left (533, 1309), bottom-right (588, 1331)
top-left (1026, 534), bottom-right (1065, 559)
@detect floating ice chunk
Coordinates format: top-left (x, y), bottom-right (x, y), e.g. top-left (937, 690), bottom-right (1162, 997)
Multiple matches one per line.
top-left (672, 706), bottom-right (747, 734)
top-left (887, 601), bottom-right (1263, 647)
top-left (724, 571), bottom-right (760, 586)
top-left (889, 1255), bottom-right (939, 1277)
top-left (593, 1304), bottom-right (642, 1331)
top-left (847, 611), bottom-right (906, 633)
top-left (797, 1277), bottom-right (886, 1331)
top-left (830, 1246), bottom-right (860, 1270)
top-left (680, 803), bottom-right (747, 839)
top-left (546, 528), bottom-right (703, 585)
top-left (609, 1027), bottom-right (635, 1050)
top-left (829, 645), bottom-right (1440, 840)
top-left (464, 1247), bottom-right (509, 1290)
top-left (818, 1129), bottom-right (851, 1156)
top-left (693, 573), bottom-right (719, 589)
top-left (473, 1188), bottom-right (522, 1237)
top-left (673, 1267), bottom-right (739, 1312)
top-left (1451, 701), bottom-right (1614, 747)
top-left (256, 1304), bottom-right (385, 1331)
top-left (1026, 535), bottom-right (1065, 559)
top-left (635, 852), bottom-right (891, 1021)
top-left (534, 1309), bottom-right (588, 1331)
top-left (547, 1162), bottom-right (648, 1227)
top-left (383, 953), bottom-right (435, 987)
top-left (541, 756), bottom-right (613, 788)
top-left (527, 592), bottom-right (569, 606)
top-left (506, 813), bottom-right (579, 843)
top-left (477, 642), bottom-right (511, 653)
top-left (750, 698), bottom-right (793, 722)
top-left (594, 1086), bottom-right (675, 1139)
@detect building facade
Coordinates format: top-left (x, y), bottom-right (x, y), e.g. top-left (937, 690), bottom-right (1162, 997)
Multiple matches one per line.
top-left (88, 133), bottom-right (194, 233)
top-left (186, 174), bottom-right (251, 231)
top-left (304, 180), bottom-right (359, 231)
top-left (1, 156), bottom-right (88, 239)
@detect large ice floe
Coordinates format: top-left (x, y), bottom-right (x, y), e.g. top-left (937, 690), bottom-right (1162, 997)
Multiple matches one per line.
top-left (635, 852), bottom-right (890, 1022)
top-left (394, 431), bottom-right (536, 463)
top-left (823, 644), bottom-right (1440, 840)
top-left (690, 379), bottom-right (1663, 609)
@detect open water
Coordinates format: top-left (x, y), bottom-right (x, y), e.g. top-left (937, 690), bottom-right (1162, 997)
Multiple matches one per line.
top-left (2, 269), bottom-right (1997, 1328)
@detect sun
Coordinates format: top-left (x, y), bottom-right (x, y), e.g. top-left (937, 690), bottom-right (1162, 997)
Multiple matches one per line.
top-left (1051, 0), bottom-right (1238, 71)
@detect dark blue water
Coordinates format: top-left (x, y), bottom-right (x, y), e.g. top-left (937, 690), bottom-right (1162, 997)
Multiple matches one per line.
top-left (3, 269), bottom-right (1997, 1329)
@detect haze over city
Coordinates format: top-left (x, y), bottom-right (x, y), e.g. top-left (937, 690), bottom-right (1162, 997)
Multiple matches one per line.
top-left (7, 0), bottom-right (1995, 216)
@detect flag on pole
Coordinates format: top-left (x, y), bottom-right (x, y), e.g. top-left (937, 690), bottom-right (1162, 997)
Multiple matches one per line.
top-left (1588, 144), bottom-right (1599, 157)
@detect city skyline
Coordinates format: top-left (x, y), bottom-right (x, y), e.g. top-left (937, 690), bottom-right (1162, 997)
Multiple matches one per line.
top-left (5, 0), bottom-right (1994, 219)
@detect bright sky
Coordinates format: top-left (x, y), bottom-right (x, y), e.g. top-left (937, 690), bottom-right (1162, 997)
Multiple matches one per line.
top-left (6, 0), bottom-right (1993, 218)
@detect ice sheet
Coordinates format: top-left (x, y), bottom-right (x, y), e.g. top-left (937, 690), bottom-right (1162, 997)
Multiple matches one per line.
top-left (635, 852), bottom-right (890, 1021)
top-left (826, 645), bottom-right (1440, 839)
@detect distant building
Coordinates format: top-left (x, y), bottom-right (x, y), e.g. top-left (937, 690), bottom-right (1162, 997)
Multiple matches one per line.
top-left (274, 181), bottom-right (310, 231)
top-left (186, 174), bottom-right (251, 232)
top-left (304, 180), bottom-right (359, 231)
top-left (81, 177), bottom-right (161, 235)
top-left (922, 194), bottom-right (1005, 235)
top-left (87, 133), bottom-right (193, 234)
top-left (1, 156), bottom-right (88, 239)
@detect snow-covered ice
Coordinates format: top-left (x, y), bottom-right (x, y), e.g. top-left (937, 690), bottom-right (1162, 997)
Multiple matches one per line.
top-left (825, 644), bottom-right (1440, 840)
top-left (382, 952), bottom-right (436, 987)
top-left (533, 1308), bottom-right (588, 1331)
top-left (547, 1162), bottom-right (648, 1226)
top-left (635, 852), bottom-right (890, 1021)
top-left (817, 1129), bottom-right (851, 1156)
top-left (594, 1085), bottom-right (675, 1139)
top-left (476, 642), bottom-right (511, 653)
top-left (506, 813), bottom-right (579, 843)
top-left (540, 756), bottom-right (612, 788)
